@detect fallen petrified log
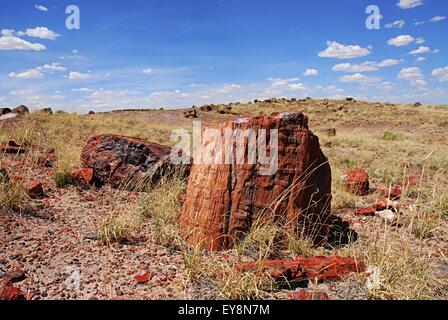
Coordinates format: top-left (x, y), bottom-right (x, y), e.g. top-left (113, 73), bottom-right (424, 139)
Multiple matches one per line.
top-left (0, 141), bottom-right (25, 154)
top-left (81, 134), bottom-right (188, 190)
top-left (180, 112), bottom-right (333, 251)
top-left (234, 256), bottom-right (366, 287)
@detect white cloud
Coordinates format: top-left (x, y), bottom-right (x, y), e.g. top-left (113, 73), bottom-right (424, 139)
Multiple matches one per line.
top-left (385, 20), bottom-right (406, 29)
top-left (0, 35), bottom-right (46, 51)
top-left (430, 16), bottom-right (446, 23)
top-left (410, 46), bottom-right (430, 55)
top-left (16, 27), bottom-right (60, 40)
top-left (398, 67), bottom-right (426, 86)
top-left (377, 59), bottom-right (401, 67)
top-left (416, 57), bottom-right (427, 62)
top-left (432, 67), bottom-right (448, 82)
top-left (415, 37), bottom-right (425, 44)
top-left (304, 68), bottom-right (318, 76)
top-left (38, 62), bottom-right (66, 73)
top-left (333, 62), bottom-right (377, 73)
top-left (318, 41), bottom-right (371, 59)
top-left (333, 59), bottom-right (400, 73)
top-left (397, 0), bottom-right (424, 9)
top-left (415, 21), bottom-right (425, 26)
top-left (143, 68), bottom-right (153, 75)
top-left (9, 69), bottom-right (44, 80)
top-left (72, 88), bottom-right (94, 92)
top-left (69, 71), bottom-right (91, 80)
top-left (35, 5), bottom-right (48, 11)
top-left (339, 73), bottom-right (381, 85)
top-left (388, 35), bottom-right (415, 47)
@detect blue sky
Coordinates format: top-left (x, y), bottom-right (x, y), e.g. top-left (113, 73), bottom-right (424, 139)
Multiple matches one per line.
top-left (0, 0), bottom-right (447, 112)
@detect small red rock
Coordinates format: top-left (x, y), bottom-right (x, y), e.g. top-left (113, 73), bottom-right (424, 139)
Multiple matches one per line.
top-left (72, 168), bottom-right (94, 185)
top-left (59, 227), bottom-right (72, 234)
top-left (374, 198), bottom-right (398, 211)
top-left (129, 246), bottom-right (138, 253)
top-left (288, 291), bottom-right (329, 300)
top-left (1, 270), bottom-right (26, 283)
top-left (25, 181), bottom-right (44, 199)
top-left (134, 272), bottom-right (153, 284)
top-left (380, 185), bottom-right (402, 200)
top-left (0, 284), bottom-right (26, 300)
top-left (0, 141), bottom-right (26, 154)
top-left (354, 206), bottom-right (376, 216)
top-left (345, 168), bottom-right (370, 196)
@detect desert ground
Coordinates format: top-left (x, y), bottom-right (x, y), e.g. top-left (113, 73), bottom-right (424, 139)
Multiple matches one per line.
top-left (1, 98), bottom-right (447, 300)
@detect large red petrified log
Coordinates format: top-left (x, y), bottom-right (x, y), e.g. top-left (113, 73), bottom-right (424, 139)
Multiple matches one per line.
top-left (81, 134), bottom-right (185, 189)
top-left (180, 113), bottom-right (332, 250)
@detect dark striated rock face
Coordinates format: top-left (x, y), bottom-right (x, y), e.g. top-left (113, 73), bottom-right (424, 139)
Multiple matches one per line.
top-left (12, 105), bottom-right (29, 115)
top-left (0, 108), bottom-right (11, 115)
top-left (180, 113), bottom-right (332, 251)
top-left (81, 134), bottom-right (187, 190)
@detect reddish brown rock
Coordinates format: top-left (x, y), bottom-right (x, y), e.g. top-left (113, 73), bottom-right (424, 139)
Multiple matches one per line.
top-left (380, 185), bottom-right (402, 200)
top-left (0, 284), bottom-right (25, 300)
top-left (0, 270), bottom-right (26, 284)
top-left (81, 134), bottom-right (187, 190)
top-left (288, 291), bottom-right (329, 300)
top-left (134, 272), bottom-right (153, 284)
top-left (374, 198), bottom-right (398, 211)
top-left (345, 168), bottom-right (370, 196)
top-left (180, 113), bottom-right (332, 251)
top-left (0, 141), bottom-right (25, 154)
top-left (71, 168), bottom-right (94, 186)
top-left (354, 206), bottom-right (376, 216)
top-left (25, 181), bottom-right (44, 199)
top-left (235, 256), bottom-right (365, 283)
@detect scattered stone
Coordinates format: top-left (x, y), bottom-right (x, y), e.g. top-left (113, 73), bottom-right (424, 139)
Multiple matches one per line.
top-left (180, 113), bottom-right (332, 251)
top-left (345, 168), bottom-right (370, 196)
top-left (0, 141), bottom-right (25, 154)
top-left (380, 185), bottom-right (402, 200)
top-left (346, 97), bottom-right (355, 102)
top-left (0, 284), bottom-right (26, 300)
top-left (1, 270), bottom-right (26, 283)
top-left (288, 291), bottom-right (329, 300)
top-left (183, 107), bottom-right (197, 119)
top-left (200, 105), bottom-right (213, 112)
top-left (134, 272), bottom-right (153, 284)
top-left (25, 181), bottom-right (45, 199)
top-left (12, 105), bottom-right (29, 115)
top-left (375, 209), bottom-right (397, 223)
top-left (217, 105), bottom-right (232, 114)
top-left (0, 108), bottom-right (12, 115)
top-left (326, 128), bottom-right (337, 137)
top-left (374, 198), bottom-right (398, 211)
top-left (235, 256), bottom-right (366, 284)
top-left (88, 111), bottom-right (95, 115)
top-left (71, 168), bottom-right (94, 186)
top-left (81, 134), bottom-right (189, 190)
top-left (40, 108), bottom-right (54, 115)
top-left (414, 102), bottom-right (422, 107)
top-left (354, 206), bottom-right (376, 216)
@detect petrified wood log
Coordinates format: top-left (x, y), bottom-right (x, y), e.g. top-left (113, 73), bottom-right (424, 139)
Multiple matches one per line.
top-left (81, 134), bottom-right (187, 190)
top-left (180, 113), bottom-right (332, 251)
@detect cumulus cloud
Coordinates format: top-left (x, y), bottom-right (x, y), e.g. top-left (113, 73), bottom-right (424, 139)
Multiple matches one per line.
top-left (143, 68), bottom-right (153, 75)
top-left (415, 37), bottom-right (425, 44)
top-left (409, 46), bottom-right (430, 55)
top-left (432, 67), bottom-right (448, 82)
top-left (304, 68), bottom-right (318, 76)
top-left (38, 62), bottom-right (66, 73)
top-left (16, 27), bottom-right (60, 40)
top-left (35, 4), bottom-right (48, 11)
top-left (430, 16), bottom-right (446, 23)
top-left (0, 35), bottom-right (46, 51)
top-left (339, 73), bottom-right (381, 85)
top-left (398, 67), bottom-right (426, 86)
top-left (385, 20), bottom-right (406, 29)
top-left (397, 0), bottom-right (424, 9)
top-left (69, 71), bottom-right (91, 80)
top-left (318, 41), bottom-right (371, 59)
top-left (72, 88), bottom-right (95, 92)
top-left (416, 57), bottom-right (427, 62)
top-left (333, 59), bottom-right (400, 73)
top-left (388, 35), bottom-right (415, 47)
top-left (9, 69), bottom-right (44, 79)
